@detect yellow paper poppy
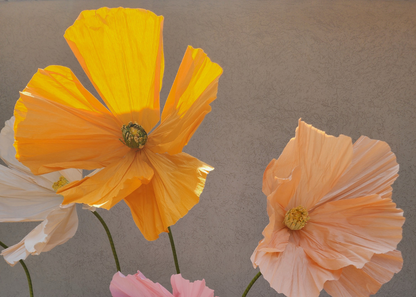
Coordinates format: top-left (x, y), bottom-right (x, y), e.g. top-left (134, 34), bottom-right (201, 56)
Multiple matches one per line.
top-left (13, 7), bottom-right (223, 241)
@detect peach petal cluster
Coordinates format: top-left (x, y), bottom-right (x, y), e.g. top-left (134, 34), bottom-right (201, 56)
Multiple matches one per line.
top-left (251, 120), bottom-right (404, 297)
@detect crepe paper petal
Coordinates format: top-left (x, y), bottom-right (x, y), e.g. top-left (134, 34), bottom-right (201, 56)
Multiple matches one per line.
top-left (1, 204), bottom-right (78, 266)
top-left (301, 194), bottom-right (404, 271)
top-left (147, 46), bottom-right (222, 155)
top-left (65, 8), bottom-right (164, 132)
top-left (14, 67), bottom-right (128, 175)
top-left (287, 120), bottom-right (353, 210)
top-left (252, 120), bottom-right (405, 297)
top-left (316, 136), bottom-right (399, 208)
top-left (171, 274), bottom-right (216, 297)
top-left (14, 7), bottom-right (221, 240)
top-left (253, 241), bottom-right (341, 297)
top-left (324, 250), bottom-right (403, 297)
top-left (110, 271), bottom-right (173, 297)
top-left (59, 150), bottom-right (154, 209)
top-left (0, 165), bottom-right (62, 221)
top-left (125, 151), bottom-right (213, 241)
top-left (262, 138), bottom-right (297, 196)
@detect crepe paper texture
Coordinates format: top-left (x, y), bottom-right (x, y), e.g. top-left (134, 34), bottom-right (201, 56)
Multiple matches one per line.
top-left (251, 119), bottom-right (404, 297)
top-left (0, 116), bottom-right (94, 266)
top-left (13, 7), bottom-right (223, 241)
top-left (110, 270), bottom-right (217, 297)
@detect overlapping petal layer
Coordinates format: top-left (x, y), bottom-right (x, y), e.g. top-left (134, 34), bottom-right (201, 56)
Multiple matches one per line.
top-left (253, 241), bottom-right (341, 297)
top-left (14, 66), bottom-right (127, 174)
top-left (125, 151), bottom-right (213, 240)
top-left (324, 250), bottom-right (403, 297)
top-left (316, 136), bottom-right (399, 208)
top-left (110, 271), bottom-right (217, 297)
top-left (147, 46), bottom-right (223, 154)
top-left (65, 7), bottom-right (164, 131)
top-left (110, 271), bottom-right (172, 297)
top-left (301, 194), bottom-right (404, 270)
top-left (171, 274), bottom-right (216, 297)
top-left (59, 150), bottom-right (154, 209)
top-left (287, 120), bottom-right (353, 210)
top-left (1, 204), bottom-right (78, 266)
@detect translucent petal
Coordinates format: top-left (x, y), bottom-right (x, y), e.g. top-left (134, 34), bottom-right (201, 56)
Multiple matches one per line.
top-left (65, 7), bottom-right (164, 131)
top-left (147, 46), bottom-right (222, 154)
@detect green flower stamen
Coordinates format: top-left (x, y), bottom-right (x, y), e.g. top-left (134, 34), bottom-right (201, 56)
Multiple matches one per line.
top-left (120, 122), bottom-right (148, 149)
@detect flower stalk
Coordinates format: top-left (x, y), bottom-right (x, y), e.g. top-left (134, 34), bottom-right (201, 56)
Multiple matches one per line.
top-left (168, 226), bottom-right (180, 274)
top-left (0, 240), bottom-right (34, 297)
top-left (242, 271), bottom-right (262, 297)
top-left (91, 210), bottom-right (121, 272)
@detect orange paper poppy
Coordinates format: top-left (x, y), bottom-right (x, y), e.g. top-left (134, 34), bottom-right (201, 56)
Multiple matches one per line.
top-left (251, 120), bottom-right (404, 297)
top-left (14, 7), bottom-right (222, 241)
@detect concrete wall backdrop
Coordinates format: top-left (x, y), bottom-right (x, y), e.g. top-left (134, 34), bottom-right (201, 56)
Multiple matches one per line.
top-left (0, 0), bottom-right (415, 296)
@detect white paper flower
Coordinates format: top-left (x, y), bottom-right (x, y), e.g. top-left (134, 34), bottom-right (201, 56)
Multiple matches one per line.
top-left (0, 116), bottom-right (94, 266)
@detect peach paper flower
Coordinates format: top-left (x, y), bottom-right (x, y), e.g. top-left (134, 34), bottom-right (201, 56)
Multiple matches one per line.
top-left (13, 7), bottom-right (222, 241)
top-left (110, 270), bottom-right (217, 297)
top-left (0, 117), bottom-right (94, 266)
top-left (251, 120), bottom-right (405, 297)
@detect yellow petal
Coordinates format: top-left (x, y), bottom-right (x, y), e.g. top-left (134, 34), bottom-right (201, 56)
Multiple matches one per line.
top-left (59, 150), bottom-right (154, 209)
top-left (124, 150), bottom-right (213, 240)
top-left (64, 7), bottom-right (164, 132)
top-left (147, 46), bottom-right (222, 154)
top-left (14, 66), bottom-right (127, 174)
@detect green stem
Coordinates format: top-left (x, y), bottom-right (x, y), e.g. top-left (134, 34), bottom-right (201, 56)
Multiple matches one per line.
top-left (167, 226), bottom-right (180, 274)
top-left (92, 211), bottom-right (121, 272)
top-left (0, 240), bottom-right (34, 297)
top-left (242, 271), bottom-right (262, 297)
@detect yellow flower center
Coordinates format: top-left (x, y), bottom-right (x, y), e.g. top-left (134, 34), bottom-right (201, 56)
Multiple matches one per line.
top-left (283, 206), bottom-right (310, 230)
top-left (52, 176), bottom-right (69, 192)
top-left (121, 122), bottom-right (148, 149)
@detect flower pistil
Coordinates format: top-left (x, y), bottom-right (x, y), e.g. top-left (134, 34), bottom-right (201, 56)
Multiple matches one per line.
top-left (284, 206), bottom-right (310, 230)
top-left (121, 122), bottom-right (148, 149)
top-left (52, 176), bottom-right (69, 192)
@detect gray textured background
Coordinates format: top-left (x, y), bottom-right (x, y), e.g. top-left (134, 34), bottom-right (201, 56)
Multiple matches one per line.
top-left (0, 0), bottom-right (415, 296)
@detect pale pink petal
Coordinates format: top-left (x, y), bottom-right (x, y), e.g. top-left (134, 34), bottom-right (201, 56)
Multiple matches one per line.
top-left (315, 136), bottom-right (399, 209)
top-left (110, 271), bottom-right (173, 297)
top-left (324, 250), bottom-right (403, 297)
top-left (287, 120), bottom-right (353, 210)
top-left (300, 195), bottom-right (404, 271)
top-left (171, 274), bottom-right (216, 297)
top-left (1, 204), bottom-right (78, 265)
top-left (253, 240), bottom-right (341, 297)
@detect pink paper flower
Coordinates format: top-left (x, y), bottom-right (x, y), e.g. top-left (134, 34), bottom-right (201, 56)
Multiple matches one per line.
top-left (110, 271), bottom-right (217, 297)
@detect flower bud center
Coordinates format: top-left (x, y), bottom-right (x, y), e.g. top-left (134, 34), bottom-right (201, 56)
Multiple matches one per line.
top-left (284, 206), bottom-right (310, 230)
top-left (121, 122), bottom-right (148, 149)
top-left (52, 176), bottom-right (69, 192)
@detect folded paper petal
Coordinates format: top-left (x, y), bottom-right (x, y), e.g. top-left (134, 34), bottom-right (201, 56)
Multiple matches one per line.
top-left (287, 120), bottom-right (353, 210)
top-left (301, 195), bottom-right (404, 271)
top-left (316, 136), bottom-right (399, 208)
top-left (14, 66), bottom-right (127, 174)
top-left (171, 274), bottom-right (216, 297)
top-left (65, 7), bottom-right (164, 131)
top-left (110, 271), bottom-right (173, 297)
top-left (1, 204), bottom-right (78, 266)
top-left (147, 46), bottom-right (222, 154)
top-left (59, 150), bottom-right (154, 209)
top-left (253, 241), bottom-right (341, 297)
top-left (262, 138), bottom-right (297, 196)
top-left (324, 250), bottom-right (403, 297)
top-left (125, 151), bottom-right (213, 241)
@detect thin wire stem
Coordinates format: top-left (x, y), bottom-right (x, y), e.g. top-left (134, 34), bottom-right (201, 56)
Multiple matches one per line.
top-left (0, 240), bottom-right (34, 297)
top-left (242, 271), bottom-right (262, 297)
top-left (92, 210), bottom-right (121, 272)
top-left (167, 226), bottom-right (180, 274)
